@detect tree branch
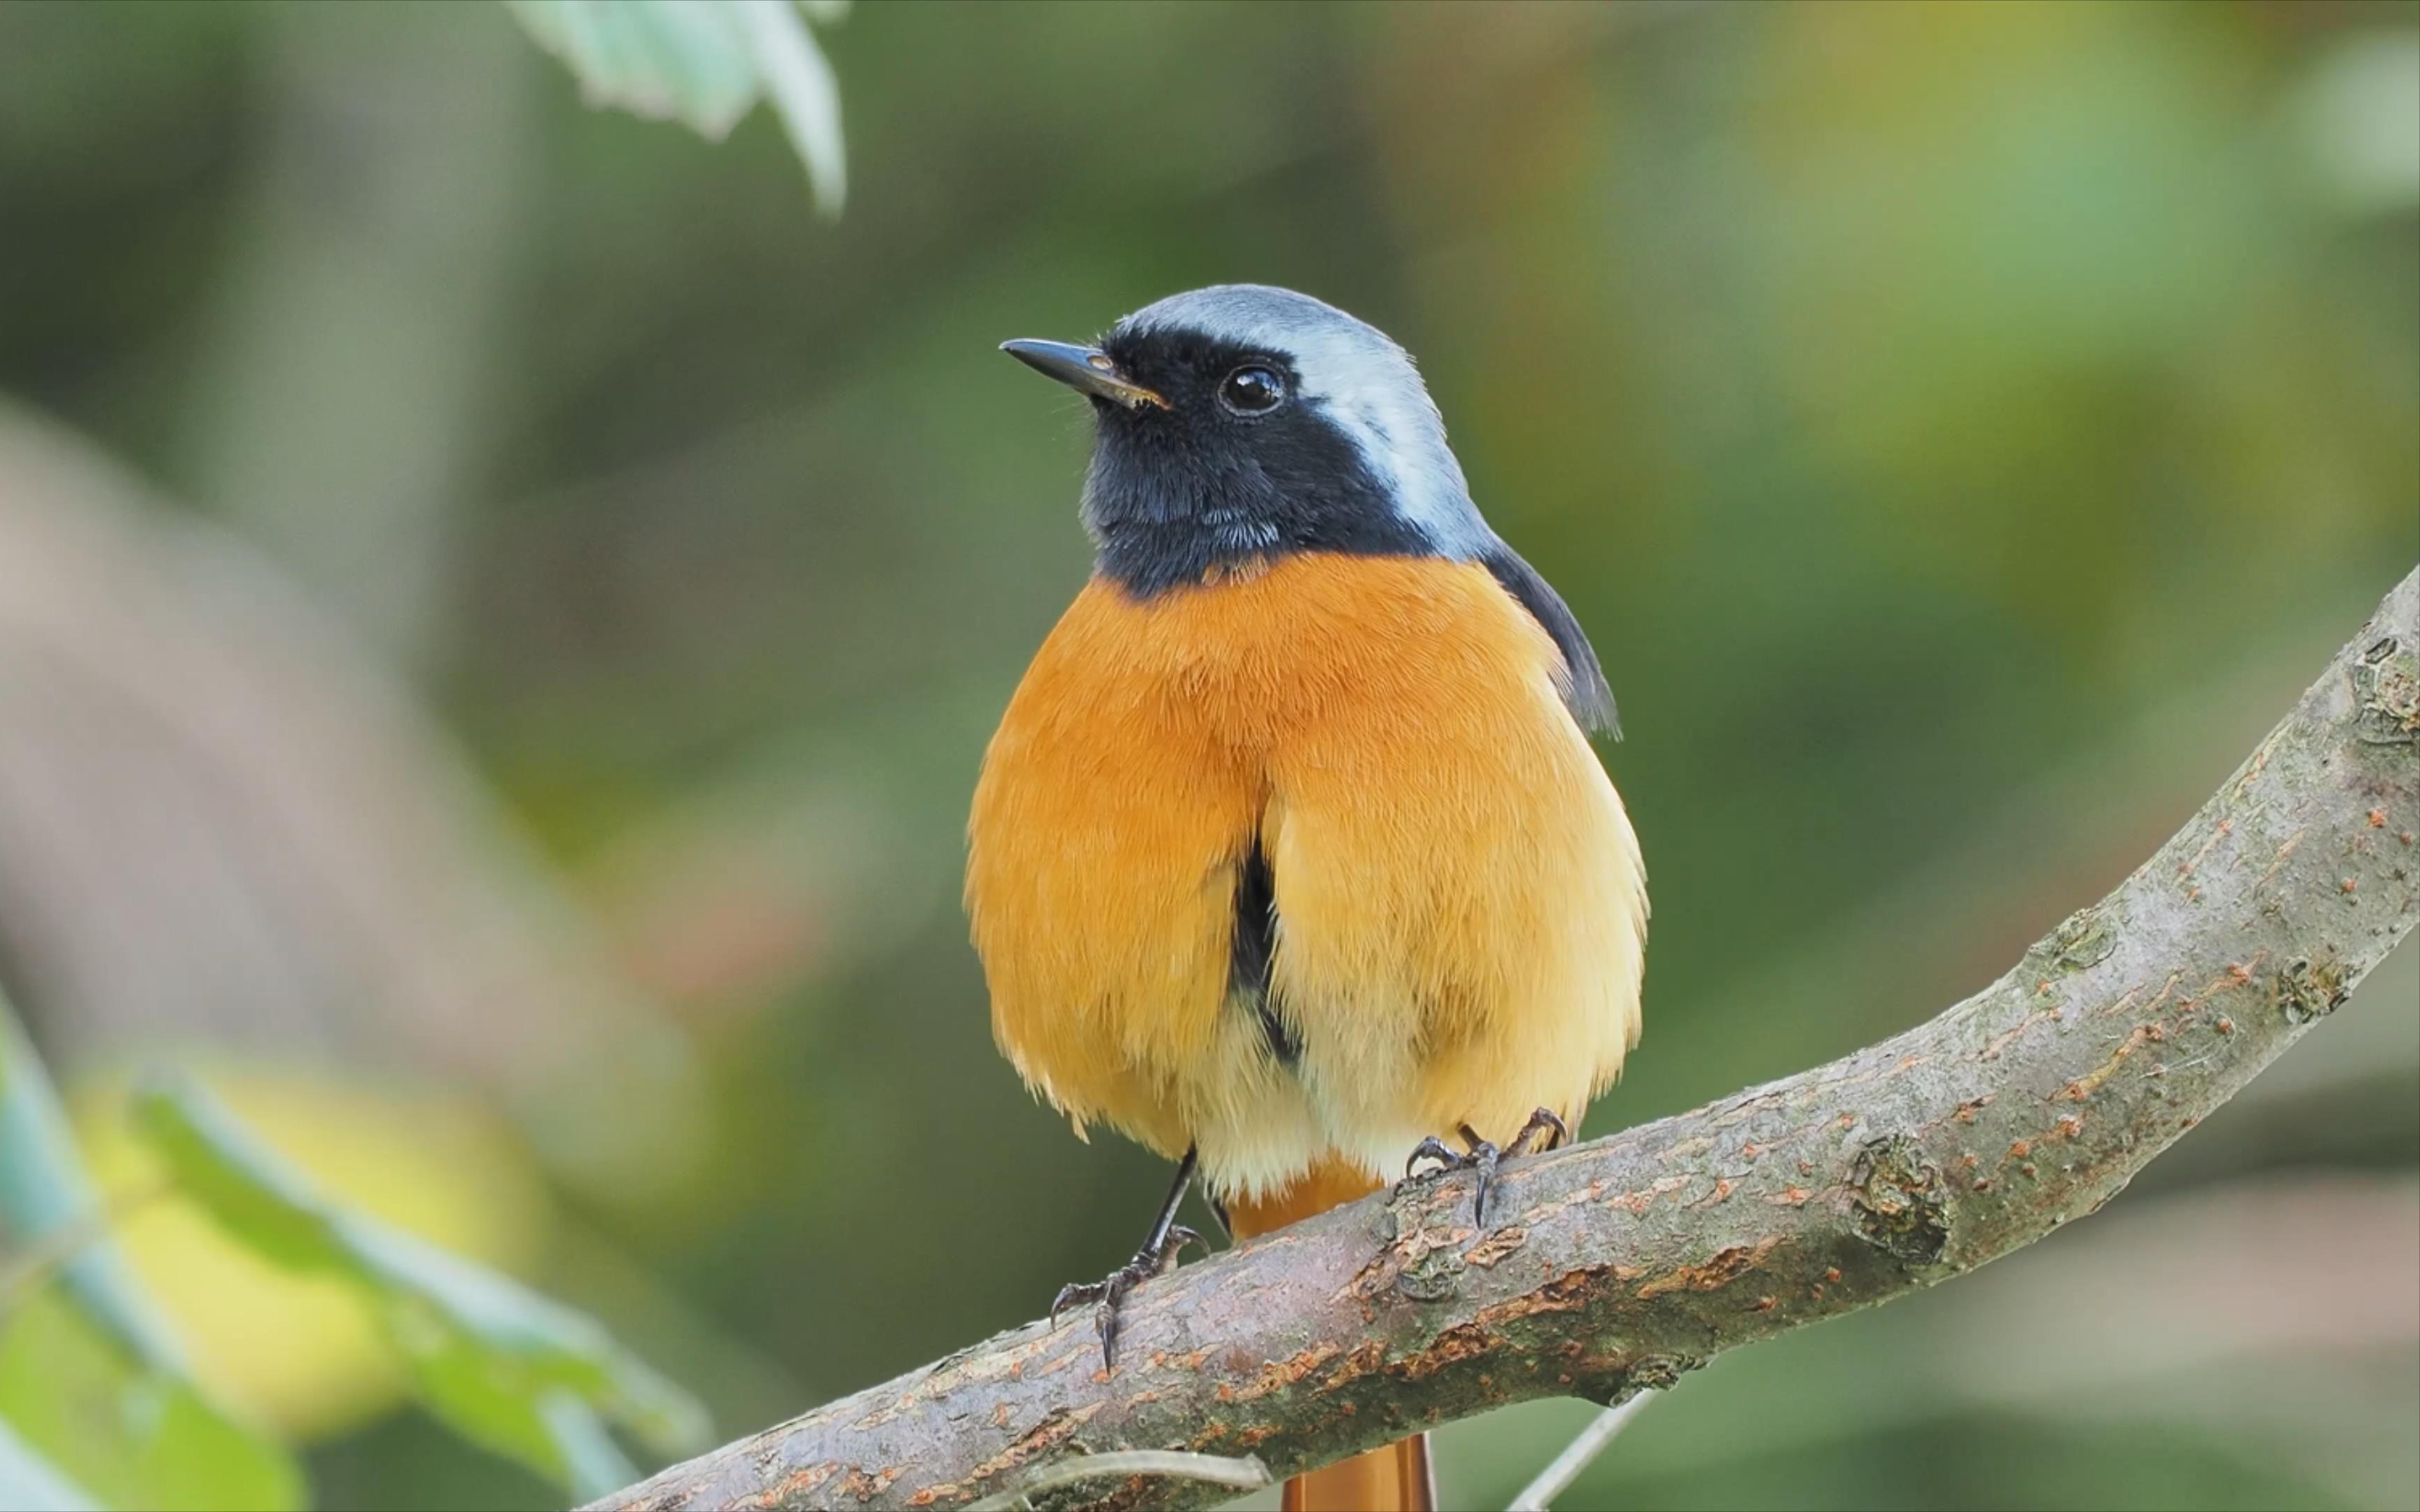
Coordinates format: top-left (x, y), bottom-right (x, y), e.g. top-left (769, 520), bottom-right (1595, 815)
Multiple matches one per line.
top-left (592, 568), bottom-right (2420, 1512)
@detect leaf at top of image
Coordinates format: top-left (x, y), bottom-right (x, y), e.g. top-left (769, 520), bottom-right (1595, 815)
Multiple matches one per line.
top-left (131, 1077), bottom-right (709, 1503)
top-left (508, 0), bottom-right (847, 214)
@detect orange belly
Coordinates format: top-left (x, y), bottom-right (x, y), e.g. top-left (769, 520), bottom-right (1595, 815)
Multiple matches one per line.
top-left (966, 553), bottom-right (1645, 1204)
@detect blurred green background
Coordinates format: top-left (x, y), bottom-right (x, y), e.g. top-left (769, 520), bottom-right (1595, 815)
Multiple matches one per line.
top-left (1, 1), bottom-right (2415, 1508)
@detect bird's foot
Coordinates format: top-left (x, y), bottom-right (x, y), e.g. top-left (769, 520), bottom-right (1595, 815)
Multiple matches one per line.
top-left (1048, 1224), bottom-right (1206, 1370)
top-left (1404, 1131), bottom-right (1501, 1225)
top-left (1400, 1108), bottom-right (1570, 1226)
top-left (1504, 1106), bottom-right (1571, 1158)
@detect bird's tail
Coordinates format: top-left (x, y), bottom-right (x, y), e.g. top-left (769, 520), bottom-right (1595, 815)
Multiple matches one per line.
top-left (1227, 1158), bottom-right (1437, 1512)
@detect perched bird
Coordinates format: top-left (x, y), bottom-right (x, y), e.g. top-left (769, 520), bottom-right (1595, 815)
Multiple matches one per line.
top-left (968, 285), bottom-right (1646, 1512)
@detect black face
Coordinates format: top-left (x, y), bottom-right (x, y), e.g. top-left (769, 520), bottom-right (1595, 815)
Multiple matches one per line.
top-left (1082, 326), bottom-right (1431, 597)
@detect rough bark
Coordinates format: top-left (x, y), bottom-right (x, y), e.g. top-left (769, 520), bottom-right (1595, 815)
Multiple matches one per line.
top-left (593, 568), bottom-right (2420, 1512)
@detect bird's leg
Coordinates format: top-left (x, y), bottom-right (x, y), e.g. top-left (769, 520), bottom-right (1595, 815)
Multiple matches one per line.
top-left (1401, 1108), bottom-right (1569, 1226)
top-left (1048, 1147), bottom-right (1204, 1371)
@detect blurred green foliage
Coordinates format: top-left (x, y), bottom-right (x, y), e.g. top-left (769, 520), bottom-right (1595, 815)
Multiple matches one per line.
top-left (134, 1080), bottom-right (708, 1502)
top-left (508, 0), bottom-right (847, 213)
top-left (1, 981), bottom-right (695, 1509)
top-left (0, 2), bottom-right (2413, 1509)
top-left (0, 1420), bottom-right (92, 1512)
top-left (0, 990), bottom-right (303, 1512)
top-left (0, 1294), bottom-right (300, 1512)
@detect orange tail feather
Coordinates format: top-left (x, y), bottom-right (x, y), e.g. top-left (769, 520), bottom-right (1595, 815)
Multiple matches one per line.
top-left (1228, 1160), bottom-right (1435, 1512)
top-left (1281, 1436), bottom-right (1435, 1512)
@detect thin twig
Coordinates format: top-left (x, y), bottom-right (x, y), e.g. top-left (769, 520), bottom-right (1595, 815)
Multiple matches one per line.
top-left (1506, 1391), bottom-right (1660, 1511)
top-left (964, 1451), bottom-right (1269, 1512)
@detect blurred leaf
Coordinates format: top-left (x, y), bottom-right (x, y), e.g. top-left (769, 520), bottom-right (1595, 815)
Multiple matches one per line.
top-left (0, 1416), bottom-right (96, 1512)
top-left (0, 994), bottom-right (182, 1369)
top-left (508, 0), bottom-right (758, 134)
top-left (732, 0), bottom-right (847, 216)
top-left (0, 1293), bottom-right (303, 1512)
top-left (2293, 29), bottom-right (2420, 217)
top-left (72, 1068), bottom-right (559, 1446)
top-left (506, 0), bottom-right (846, 212)
top-left (0, 993), bottom-right (303, 1512)
top-left (133, 1079), bottom-right (709, 1500)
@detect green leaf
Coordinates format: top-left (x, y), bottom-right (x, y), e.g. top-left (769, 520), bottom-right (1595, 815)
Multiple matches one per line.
top-left (507, 0), bottom-right (847, 214)
top-left (0, 1415), bottom-right (97, 1512)
top-left (732, 0), bottom-right (847, 216)
top-left (0, 997), bottom-right (183, 1371)
top-left (0, 991), bottom-right (303, 1512)
top-left (0, 1292), bottom-right (301, 1512)
top-left (133, 1079), bottom-right (708, 1498)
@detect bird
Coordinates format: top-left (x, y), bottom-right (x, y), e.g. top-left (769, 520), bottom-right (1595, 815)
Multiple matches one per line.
top-left (967, 284), bottom-right (1646, 1512)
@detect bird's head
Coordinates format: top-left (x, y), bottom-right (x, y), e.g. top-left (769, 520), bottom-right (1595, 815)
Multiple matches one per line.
top-left (1002, 284), bottom-right (1494, 596)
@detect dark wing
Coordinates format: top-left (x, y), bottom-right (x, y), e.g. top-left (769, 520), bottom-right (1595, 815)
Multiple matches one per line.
top-left (1228, 837), bottom-right (1298, 1065)
top-left (1480, 543), bottom-right (1620, 737)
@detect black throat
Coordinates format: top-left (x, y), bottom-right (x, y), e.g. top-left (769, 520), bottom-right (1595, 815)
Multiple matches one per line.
top-left (1080, 333), bottom-right (1440, 598)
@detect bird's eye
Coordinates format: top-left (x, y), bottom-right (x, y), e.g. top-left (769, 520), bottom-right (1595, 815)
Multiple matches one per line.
top-left (1218, 365), bottom-right (1287, 416)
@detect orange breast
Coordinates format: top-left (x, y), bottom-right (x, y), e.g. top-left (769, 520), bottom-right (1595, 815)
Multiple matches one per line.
top-left (966, 553), bottom-right (1645, 1200)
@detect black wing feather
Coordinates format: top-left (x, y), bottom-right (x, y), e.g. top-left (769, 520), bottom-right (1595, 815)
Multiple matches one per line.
top-left (1481, 543), bottom-right (1620, 737)
top-left (1228, 839), bottom-right (1297, 1065)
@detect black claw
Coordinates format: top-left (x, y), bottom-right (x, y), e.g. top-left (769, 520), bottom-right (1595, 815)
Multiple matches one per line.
top-left (1154, 1226), bottom-right (1205, 1275)
top-left (1506, 1107), bottom-right (1571, 1158)
top-left (1048, 1280), bottom-right (1094, 1322)
top-left (1453, 1122), bottom-right (1503, 1227)
top-left (1400, 1112), bottom-right (1569, 1227)
top-left (1045, 1150), bottom-right (1206, 1373)
top-left (1098, 1303), bottom-right (1120, 1363)
top-left (1093, 1270), bottom-right (1139, 1364)
top-left (1468, 1140), bottom-right (1501, 1227)
top-left (1399, 1130), bottom-right (1499, 1224)
top-left (1405, 1135), bottom-right (1460, 1180)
